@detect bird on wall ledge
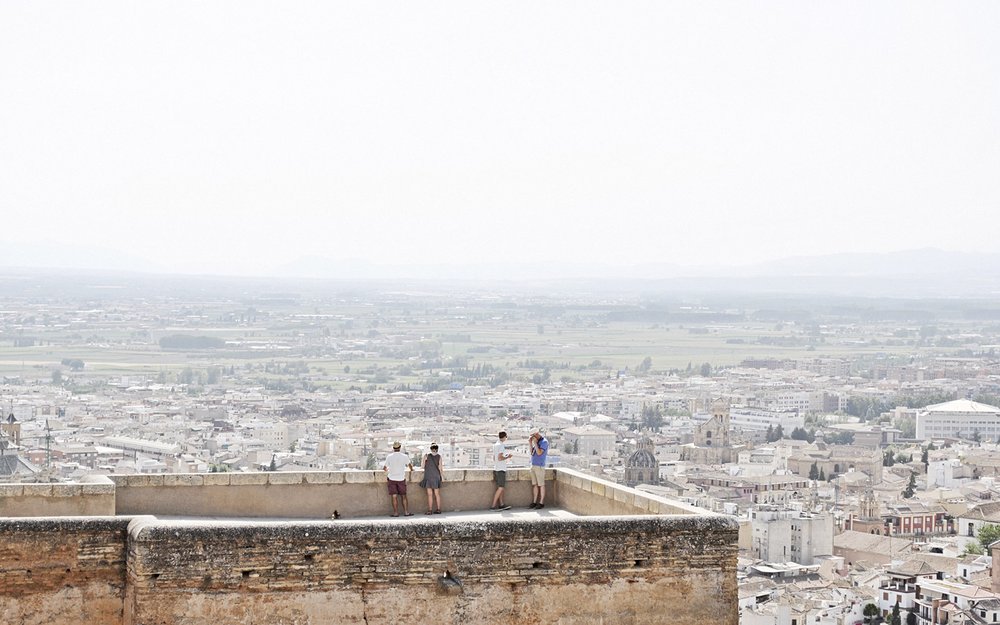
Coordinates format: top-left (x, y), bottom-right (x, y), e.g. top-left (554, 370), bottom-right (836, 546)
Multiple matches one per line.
top-left (438, 570), bottom-right (463, 596)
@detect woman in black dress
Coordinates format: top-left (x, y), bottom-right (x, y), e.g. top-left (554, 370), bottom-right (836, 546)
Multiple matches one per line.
top-left (421, 443), bottom-right (443, 514)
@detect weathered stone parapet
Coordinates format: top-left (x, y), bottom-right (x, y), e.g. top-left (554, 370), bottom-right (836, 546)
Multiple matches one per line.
top-left (124, 514), bottom-right (738, 625)
top-left (0, 516), bottom-right (135, 625)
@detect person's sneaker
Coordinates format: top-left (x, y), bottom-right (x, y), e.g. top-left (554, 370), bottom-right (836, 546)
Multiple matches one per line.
top-left (490, 506), bottom-right (500, 511)
top-left (498, 504), bottom-right (511, 511)
top-left (528, 502), bottom-right (538, 509)
top-left (535, 503), bottom-right (545, 509)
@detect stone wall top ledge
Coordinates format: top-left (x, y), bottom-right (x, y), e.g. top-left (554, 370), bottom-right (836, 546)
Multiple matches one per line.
top-left (0, 484), bottom-right (24, 497)
top-left (266, 472), bottom-right (304, 485)
top-left (127, 512), bottom-right (737, 543)
top-left (0, 516), bottom-right (136, 532)
top-left (303, 472), bottom-right (344, 485)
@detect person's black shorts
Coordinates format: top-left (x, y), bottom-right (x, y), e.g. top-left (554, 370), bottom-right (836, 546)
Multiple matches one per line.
top-left (493, 470), bottom-right (507, 487)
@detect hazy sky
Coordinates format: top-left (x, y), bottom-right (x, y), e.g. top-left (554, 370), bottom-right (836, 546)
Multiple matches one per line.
top-left (1, 2), bottom-right (998, 276)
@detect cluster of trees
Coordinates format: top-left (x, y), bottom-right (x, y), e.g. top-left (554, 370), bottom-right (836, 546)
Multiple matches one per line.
top-left (964, 523), bottom-right (1000, 555)
top-left (52, 358), bottom-right (88, 384)
top-left (388, 360), bottom-right (512, 391)
top-left (764, 425), bottom-right (783, 442)
top-left (789, 427), bottom-right (815, 442)
top-left (826, 431), bottom-right (855, 445)
top-left (846, 392), bottom-right (959, 422)
top-left (893, 416), bottom-right (917, 438)
top-left (262, 361), bottom-right (309, 375)
top-left (156, 366), bottom-right (235, 386)
top-left (902, 471), bottom-right (917, 499)
top-left (625, 404), bottom-right (689, 432)
top-left (864, 601), bottom-right (915, 624)
top-left (763, 425), bottom-right (853, 445)
top-left (808, 462), bottom-right (827, 481)
top-left (158, 335), bottom-right (226, 349)
top-left (640, 405), bottom-right (664, 432)
top-left (883, 450), bottom-right (913, 467)
top-left (517, 359), bottom-right (567, 370)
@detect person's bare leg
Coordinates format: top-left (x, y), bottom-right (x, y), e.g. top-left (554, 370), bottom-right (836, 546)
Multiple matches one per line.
top-left (391, 494), bottom-right (399, 516)
top-left (538, 484), bottom-right (546, 505)
top-left (401, 494), bottom-right (409, 515)
top-left (492, 486), bottom-right (504, 508)
top-left (434, 489), bottom-right (442, 511)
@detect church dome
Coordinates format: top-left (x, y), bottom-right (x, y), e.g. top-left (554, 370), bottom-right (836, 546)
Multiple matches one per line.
top-left (627, 448), bottom-right (657, 469)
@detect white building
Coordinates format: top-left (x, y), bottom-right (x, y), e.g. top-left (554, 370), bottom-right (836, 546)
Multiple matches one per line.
top-left (916, 399), bottom-right (1000, 441)
top-left (957, 501), bottom-right (1000, 550)
top-left (763, 391), bottom-right (812, 414)
top-left (877, 561), bottom-right (938, 617)
top-left (729, 406), bottom-right (805, 433)
top-left (750, 505), bottom-right (834, 566)
top-left (914, 579), bottom-right (999, 625)
top-left (440, 439), bottom-right (514, 468)
top-left (926, 458), bottom-right (972, 489)
top-left (242, 421), bottom-right (289, 449)
top-left (562, 425), bottom-right (616, 457)
top-left (99, 436), bottom-right (180, 458)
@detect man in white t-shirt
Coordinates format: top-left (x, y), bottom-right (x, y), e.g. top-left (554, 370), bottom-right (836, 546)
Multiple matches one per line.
top-left (490, 431), bottom-right (513, 511)
top-left (382, 441), bottom-right (414, 517)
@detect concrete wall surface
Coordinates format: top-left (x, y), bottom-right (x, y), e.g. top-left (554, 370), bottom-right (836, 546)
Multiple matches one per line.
top-left (1, 469), bottom-right (691, 519)
top-left (0, 475), bottom-right (116, 517)
top-left (110, 469), bottom-right (556, 518)
top-left (553, 468), bottom-right (709, 516)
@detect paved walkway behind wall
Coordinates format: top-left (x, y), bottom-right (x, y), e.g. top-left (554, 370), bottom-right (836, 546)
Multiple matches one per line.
top-left (157, 506), bottom-right (578, 524)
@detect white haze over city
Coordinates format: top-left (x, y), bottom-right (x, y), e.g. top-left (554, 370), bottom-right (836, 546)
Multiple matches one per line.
top-left (1, 2), bottom-right (998, 278)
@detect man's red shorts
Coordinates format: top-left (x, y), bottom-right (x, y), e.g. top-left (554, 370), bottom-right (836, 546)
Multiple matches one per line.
top-left (387, 479), bottom-right (407, 496)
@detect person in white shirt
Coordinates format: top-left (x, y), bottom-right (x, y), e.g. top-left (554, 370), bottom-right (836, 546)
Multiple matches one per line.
top-left (382, 441), bottom-right (414, 517)
top-left (490, 431), bottom-right (513, 511)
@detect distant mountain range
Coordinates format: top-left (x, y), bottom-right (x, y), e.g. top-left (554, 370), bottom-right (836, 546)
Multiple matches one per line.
top-left (273, 248), bottom-right (1000, 284)
top-left (742, 248), bottom-right (1000, 278)
top-left (2, 242), bottom-right (999, 296)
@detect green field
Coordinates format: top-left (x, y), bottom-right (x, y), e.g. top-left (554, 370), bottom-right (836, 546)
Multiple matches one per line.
top-left (2, 277), bottom-right (992, 392)
top-left (0, 314), bottom-right (956, 392)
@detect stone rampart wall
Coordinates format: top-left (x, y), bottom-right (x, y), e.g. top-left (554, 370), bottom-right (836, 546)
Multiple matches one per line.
top-left (0, 471), bottom-right (738, 624)
top-left (124, 514), bottom-right (738, 625)
top-left (0, 517), bottom-right (131, 625)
